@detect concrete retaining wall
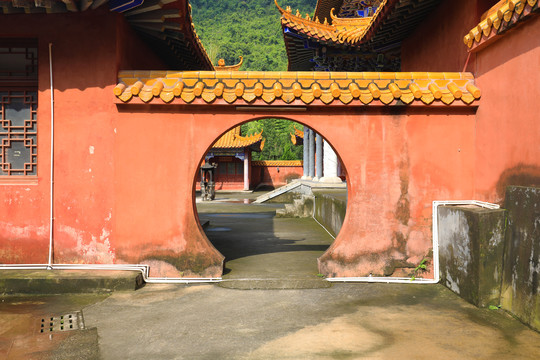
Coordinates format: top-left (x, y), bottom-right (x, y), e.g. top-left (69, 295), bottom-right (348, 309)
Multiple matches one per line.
top-left (501, 186), bottom-right (540, 331)
top-left (439, 186), bottom-right (540, 331)
top-left (438, 205), bottom-right (506, 307)
top-left (313, 191), bottom-right (347, 238)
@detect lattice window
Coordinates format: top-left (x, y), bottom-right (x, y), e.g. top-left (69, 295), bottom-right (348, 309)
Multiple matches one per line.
top-left (0, 46), bottom-right (38, 80)
top-left (0, 39), bottom-right (38, 177)
top-left (0, 91), bottom-right (37, 175)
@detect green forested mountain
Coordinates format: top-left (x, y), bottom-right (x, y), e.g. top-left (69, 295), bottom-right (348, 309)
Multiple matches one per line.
top-left (191, 0), bottom-right (317, 71)
top-left (191, 0), bottom-right (317, 160)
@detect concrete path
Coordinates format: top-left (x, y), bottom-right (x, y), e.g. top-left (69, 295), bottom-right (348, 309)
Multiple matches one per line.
top-left (82, 283), bottom-right (540, 360)
top-left (197, 192), bottom-right (334, 288)
top-left (3, 282), bottom-right (540, 359)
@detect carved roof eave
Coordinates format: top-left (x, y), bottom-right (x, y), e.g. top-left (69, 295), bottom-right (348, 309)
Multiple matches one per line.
top-left (184, 2), bottom-right (214, 70)
top-left (276, 0), bottom-right (398, 46)
top-left (464, 0), bottom-right (539, 52)
top-left (0, 0), bottom-right (214, 71)
top-left (212, 126), bottom-right (265, 150)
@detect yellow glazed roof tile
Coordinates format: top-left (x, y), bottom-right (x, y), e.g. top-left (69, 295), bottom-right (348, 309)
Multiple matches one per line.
top-left (115, 71), bottom-right (481, 107)
top-left (464, 0), bottom-right (539, 50)
top-left (252, 160), bottom-right (302, 167)
top-left (212, 126), bottom-right (265, 150)
top-left (275, 0), bottom-right (391, 46)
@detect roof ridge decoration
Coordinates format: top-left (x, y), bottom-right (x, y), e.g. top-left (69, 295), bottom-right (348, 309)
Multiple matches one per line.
top-left (215, 57), bottom-right (244, 71)
top-left (464, 0), bottom-right (539, 51)
top-left (276, 0), bottom-right (335, 30)
top-left (115, 71), bottom-right (481, 107)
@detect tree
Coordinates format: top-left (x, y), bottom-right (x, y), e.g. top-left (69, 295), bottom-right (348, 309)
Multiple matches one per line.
top-left (192, 0), bottom-right (316, 160)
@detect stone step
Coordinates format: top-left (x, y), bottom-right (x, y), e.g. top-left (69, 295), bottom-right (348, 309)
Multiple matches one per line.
top-left (284, 203), bottom-right (295, 213)
top-left (275, 209), bottom-right (287, 217)
top-left (217, 278), bottom-right (332, 290)
top-left (0, 269), bottom-right (144, 295)
top-left (253, 181), bottom-right (302, 203)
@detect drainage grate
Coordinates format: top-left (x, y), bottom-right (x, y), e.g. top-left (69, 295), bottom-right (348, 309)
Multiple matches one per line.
top-left (38, 311), bottom-right (85, 334)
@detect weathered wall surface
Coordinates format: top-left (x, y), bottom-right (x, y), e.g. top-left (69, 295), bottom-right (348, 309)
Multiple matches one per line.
top-left (1, 8), bottom-right (486, 279)
top-left (105, 106), bottom-right (477, 278)
top-left (474, 18), bottom-right (540, 203)
top-left (0, 10), bottom-right (170, 266)
top-left (501, 186), bottom-right (540, 332)
top-left (0, 9), bottom-right (120, 265)
top-left (438, 205), bottom-right (506, 307)
top-left (318, 109), bottom-right (476, 277)
top-left (402, 0), bottom-right (540, 204)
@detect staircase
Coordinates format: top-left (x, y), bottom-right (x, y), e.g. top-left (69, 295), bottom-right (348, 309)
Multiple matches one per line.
top-left (253, 180), bottom-right (302, 204)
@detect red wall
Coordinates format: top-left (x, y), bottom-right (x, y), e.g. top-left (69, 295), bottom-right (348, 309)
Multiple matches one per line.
top-left (251, 164), bottom-right (303, 189)
top-left (401, 0), bottom-right (500, 72)
top-left (401, 0), bottom-right (540, 203)
top-left (4, 3), bottom-right (535, 278)
top-left (109, 107), bottom-right (475, 277)
top-left (0, 8), bottom-right (481, 277)
top-left (473, 18), bottom-right (540, 202)
top-left (0, 9), bottom-right (167, 265)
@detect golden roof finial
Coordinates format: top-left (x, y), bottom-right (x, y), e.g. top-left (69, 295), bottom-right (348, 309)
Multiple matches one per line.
top-left (330, 7), bottom-right (337, 20)
top-left (296, 9), bottom-right (300, 17)
top-left (286, 6), bottom-right (291, 12)
top-left (324, 17), bottom-right (328, 25)
top-left (305, 13), bottom-right (310, 20)
top-left (315, 16), bottom-right (320, 23)
top-left (215, 56), bottom-right (244, 71)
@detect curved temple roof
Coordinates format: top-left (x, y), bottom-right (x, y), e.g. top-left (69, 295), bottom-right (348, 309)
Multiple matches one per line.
top-left (277, 0), bottom-right (443, 71)
top-left (0, 0), bottom-right (214, 70)
top-left (464, 0), bottom-right (539, 51)
top-left (115, 70), bottom-right (481, 106)
top-left (276, 0), bottom-right (390, 46)
top-left (290, 127), bottom-right (304, 146)
top-left (212, 126), bottom-right (265, 152)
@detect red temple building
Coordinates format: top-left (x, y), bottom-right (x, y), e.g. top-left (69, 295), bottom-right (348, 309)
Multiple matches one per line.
top-left (0, 0), bottom-right (539, 310)
top-left (203, 126), bottom-right (265, 191)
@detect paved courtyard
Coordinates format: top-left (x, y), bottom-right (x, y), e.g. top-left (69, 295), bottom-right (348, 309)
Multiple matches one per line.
top-left (2, 283), bottom-right (540, 359)
top-left (1, 192), bottom-right (539, 359)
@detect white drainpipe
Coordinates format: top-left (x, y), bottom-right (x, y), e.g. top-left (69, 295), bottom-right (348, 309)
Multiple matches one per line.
top-left (47, 43), bottom-right (55, 270)
top-left (0, 43), bottom-right (222, 284)
top-left (326, 200), bottom-right (500, 284)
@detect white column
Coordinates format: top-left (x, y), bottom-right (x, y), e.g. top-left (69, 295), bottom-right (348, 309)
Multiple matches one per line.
top-left (308, 128), bottom-right (315, 179)
top-left (321, 140), bottom-right (342, 183)
top-left (314, 133), bottom-right (323, 181)
top-left (301, 126), bottom-right (310, 180)
top-left (243, 149), bottom-right (250, 191)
